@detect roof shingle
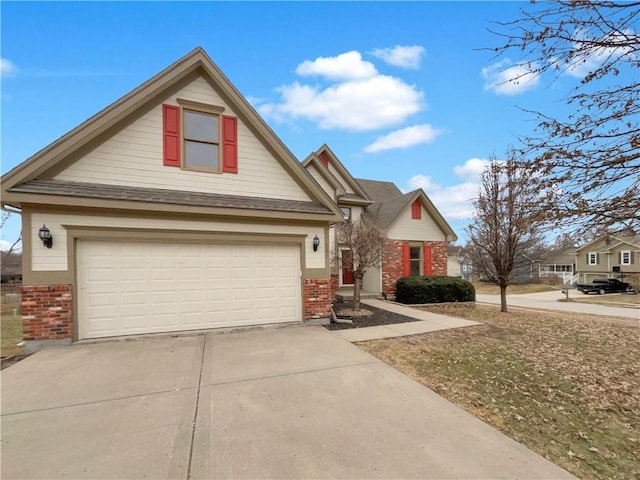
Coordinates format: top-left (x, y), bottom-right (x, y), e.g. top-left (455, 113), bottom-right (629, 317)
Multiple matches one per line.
top-left (9, 180), bottom-right (333, 215)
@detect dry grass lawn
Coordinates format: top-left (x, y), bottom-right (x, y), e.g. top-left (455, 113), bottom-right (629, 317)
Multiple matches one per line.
top-left (568, 292), bottom-right (640, 307)
top-left (473, 282), bottom-right (560, 295)
top-left (359, 304), bottom-right (639, 480)
top-left (1, 290), bottom-right (24, 359)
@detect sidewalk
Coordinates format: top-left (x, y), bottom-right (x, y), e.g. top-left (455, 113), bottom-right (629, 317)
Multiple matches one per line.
top-left (333, 298), bottom-right (481, 342)
top-left (476, 291), bottom-right (639, 319)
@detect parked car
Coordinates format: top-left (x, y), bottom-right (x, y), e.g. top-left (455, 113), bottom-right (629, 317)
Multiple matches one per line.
top-left (576, 278), bottom-right (634, 295)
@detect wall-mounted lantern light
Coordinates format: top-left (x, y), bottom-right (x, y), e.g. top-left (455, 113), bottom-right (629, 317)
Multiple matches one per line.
top-left (312, 235), bottom-right (320, 252)
top-left (39, 224), bottom-right (53, 249)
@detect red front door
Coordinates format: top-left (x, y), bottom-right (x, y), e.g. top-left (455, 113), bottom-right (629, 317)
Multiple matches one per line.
top-left (341, 250), bottom-right (354, 285)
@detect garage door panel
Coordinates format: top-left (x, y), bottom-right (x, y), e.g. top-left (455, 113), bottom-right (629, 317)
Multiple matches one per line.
top-left (77, 240), bottom-right (302, 339)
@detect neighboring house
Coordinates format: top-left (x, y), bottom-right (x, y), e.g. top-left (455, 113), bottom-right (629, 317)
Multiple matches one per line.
top-left (575, 235), bottom-right (640, 288)
top-left (302, 145), bottom-right (457, 297)
top-left (447, 256), bottom-right (462, 278)
top-left (460, 255), bottom-right (473, 282)
top-left (0, 48), bottom-right (344, 352)
top-left (537, 246), bottom-right (577, 285)
top-left (475, 253), bottom-right (539, 285)
top-left (512, 255), bottom-right (540, 284)
top-left (446, 246), bottom-right (473, 281)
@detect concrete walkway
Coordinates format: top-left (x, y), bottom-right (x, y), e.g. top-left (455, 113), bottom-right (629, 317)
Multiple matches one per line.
top-left (477, 290), bottom-right (639, 319)
top-left (1, 327), bottom-right (575, 479)
top-left (334, 298), bottom-right (481, 342)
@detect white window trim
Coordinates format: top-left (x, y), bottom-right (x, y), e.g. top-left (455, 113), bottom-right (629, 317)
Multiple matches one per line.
top-left (588, 252), bottom-right (598, 265)
top-left (621, 250), bottom-right (631, 265)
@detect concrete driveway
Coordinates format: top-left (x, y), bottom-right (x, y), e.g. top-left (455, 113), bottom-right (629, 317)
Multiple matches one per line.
top-left (1, 326), bottom-right (575, 479)
top-left (477, 290), bottom-right (639, 319)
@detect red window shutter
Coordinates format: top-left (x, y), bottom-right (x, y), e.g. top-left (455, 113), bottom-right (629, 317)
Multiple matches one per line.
top-left (222, 115), bottom-right (238, 173)
top-left (319, 153), bottom-right (329, 168)
top-left (402, 242), bottom-right (410, 277)
top-left (411, 199), bottom-right (421, 219)
top-left (424, 244), bottom-right (432, 276)
top-left (162, 105), bottom-right (181, 167)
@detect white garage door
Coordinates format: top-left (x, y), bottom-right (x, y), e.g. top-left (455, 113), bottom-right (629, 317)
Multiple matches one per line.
top-left (77, 240), bottom-right (301, 339)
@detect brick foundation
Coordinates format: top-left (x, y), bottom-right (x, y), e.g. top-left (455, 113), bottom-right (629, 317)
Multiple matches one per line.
top-left (303, 278), bottom-right (332, 320)
top-left (21, 285), bottom-right (73, 341)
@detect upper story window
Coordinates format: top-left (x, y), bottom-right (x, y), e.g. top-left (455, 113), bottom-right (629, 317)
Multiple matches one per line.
top-left (340, 207), bottom-right (352, 222)
top-left (587, 252), bottom-right (598, 265)
top-left (184, 110), bottom-right (220, 171)
top-left (162, 101), bottom-right (237, 174)
top-left (621, 250), bottom-right (631, 265)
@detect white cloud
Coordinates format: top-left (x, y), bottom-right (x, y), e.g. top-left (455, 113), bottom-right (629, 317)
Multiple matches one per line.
top-left (453, 157), bottom-right (491, 181)
top-left (0, 239), bottom-right (21, 252)
top-left (370, 45), bottom-right (426, 69)
top-left (560, 28), bottom-right (638, 78)
top-left (295, 51), bottom-right (378, 81)
top-left (259, 73), bottom-right (424, 131)
top-left (363, 124), bottom-right (443, 153)
top-left (406, 174), bottom-right (441, 192)
top-left (405, 157), bottom-right (492, 220)
top-left (0, 58), bottom-right (18, 77)
top-left (482, 59), bottom-right (540, 96)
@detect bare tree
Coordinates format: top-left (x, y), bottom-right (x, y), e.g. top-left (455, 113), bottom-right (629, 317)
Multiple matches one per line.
top-left (0, 212), bottom-right (22, 255)
top-left (466, 152), bottom-right (545, 312)
top-left (338, 217), bottom-right (387, 311)
top-left (489, 1), bottom-right (639, 233)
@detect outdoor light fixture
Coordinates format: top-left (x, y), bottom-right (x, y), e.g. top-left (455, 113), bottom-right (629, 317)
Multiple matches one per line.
top-left (38, 224), bottom-right (53, 249)
top-left (313, 235), bottom-right (320, 252)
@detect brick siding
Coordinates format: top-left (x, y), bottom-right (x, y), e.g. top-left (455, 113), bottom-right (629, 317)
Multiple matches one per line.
top-left (382, 240), bottom-right (404, 295)
top-left (382, 240), bottom-right (449, 295)
top-left (330, 273), bottom-right (339, 296)
top-left (425, 241), bottom-right (448, 275)
top-left (21, 285), bottom-right (73, 341)
top-left (303, 278), bottom-right (332, 319)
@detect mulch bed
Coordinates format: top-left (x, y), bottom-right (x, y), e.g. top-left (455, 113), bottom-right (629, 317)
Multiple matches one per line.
top-left (324, 301), bottom-right (421, 330)
top-left (1, 355), bottom-right (27, 370)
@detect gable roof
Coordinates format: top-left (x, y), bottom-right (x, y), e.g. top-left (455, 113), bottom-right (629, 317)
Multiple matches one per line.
top-left (302, 145), bottom-right (372, 205)
top-left (1, 47), bottom-right (343, 222)
top-left (357, 178), bottom-right (457, 241)
top-left (575, 234), bottom-right (640, 253)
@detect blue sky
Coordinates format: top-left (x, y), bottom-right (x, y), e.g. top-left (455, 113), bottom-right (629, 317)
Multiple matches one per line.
top-left (0, 1), bottom-right (601, 248)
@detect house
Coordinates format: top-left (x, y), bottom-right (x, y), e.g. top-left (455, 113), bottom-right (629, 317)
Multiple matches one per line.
top-left (447, 255), bottom-right (462, 278)
top-left (446, 246), bottom-right (473, 281)
top-left (575, 234), bottom-right (640, 289)
top-left (302, 145), bottom-right (457, 297)
top-left (537, 246), bottom-right (577, 285)
top-left (0, 48), bottom-right (345, 352)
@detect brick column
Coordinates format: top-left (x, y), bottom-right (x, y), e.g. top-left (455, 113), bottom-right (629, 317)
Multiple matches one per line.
top-left (303, 278), bottom-right (332, 320)
top-left (382, 240), bottom-right (404, 295)
top-left (425, 241), bottom-right (448, 276)
top-left (21, 285), bottom-right (73, 341)
top-left (330, 273), bottom-right (339, 296)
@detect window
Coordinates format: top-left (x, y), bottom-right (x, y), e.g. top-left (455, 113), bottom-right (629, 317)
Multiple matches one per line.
top-left (340, 207), bottom-right (352, 222)
top-left (184, 110), bottom-right (220, 171)
top-left (588, 252), bottom-right (598, 265)
top-left (409, 246), bottom-right (422, 276)
top-left (163, 101), bottom-right (237, 173)
top-left (621, 251), bottom-right (631, 265)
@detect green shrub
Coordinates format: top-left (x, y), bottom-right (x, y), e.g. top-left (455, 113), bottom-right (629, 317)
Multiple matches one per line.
top-left (396, 276), bottom-right (475, 304)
